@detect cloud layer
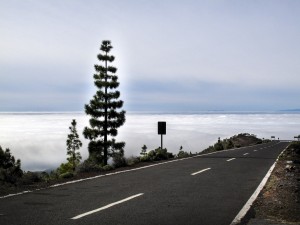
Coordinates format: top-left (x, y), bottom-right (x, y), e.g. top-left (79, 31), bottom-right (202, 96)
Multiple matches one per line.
top-left (0, 112), bottom-right (299, 171)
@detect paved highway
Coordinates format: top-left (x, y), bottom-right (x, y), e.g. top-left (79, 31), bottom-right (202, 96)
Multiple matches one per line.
top-left (0, 141), bottom-right (289, 225)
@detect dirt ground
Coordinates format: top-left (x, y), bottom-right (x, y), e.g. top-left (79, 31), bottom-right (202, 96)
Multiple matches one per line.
top-left (246, 142), bottom-right (300, 225)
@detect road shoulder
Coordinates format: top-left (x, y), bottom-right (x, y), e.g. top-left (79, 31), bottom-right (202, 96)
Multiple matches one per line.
top-left (246, 142), bottom-right (300, 225)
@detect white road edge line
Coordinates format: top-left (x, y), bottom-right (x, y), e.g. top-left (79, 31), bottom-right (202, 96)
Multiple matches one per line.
top-left (227, 158), bottom-right (236, 162)
top-left (191, 168), bottom-right (211, 176)
top-left (243, 153), bottom-right (249, 156)
top-left (230, 145), bottom-right (288, 225)
top-left (71, 193), bottom-right (144, 220)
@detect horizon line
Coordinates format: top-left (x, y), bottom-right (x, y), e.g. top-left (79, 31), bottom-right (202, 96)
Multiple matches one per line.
top-left (0, 109), bottom-right (300, 114)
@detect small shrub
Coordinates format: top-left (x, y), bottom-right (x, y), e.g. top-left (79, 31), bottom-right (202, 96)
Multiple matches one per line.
top-left (155, 148), bottom-right (168, 160)
top-left (126, 157), bottom-right (140, 166)
top-left (140, 148), bottom-right (173, 161)
top-left (147, 150), bottom-right (156, 160)
top-left (225, 140), bottom-right (234, 149)
top-left (177, 151), bottom-right (189, 158)
top-left (140, 155), bottom-right (151, 162)
top-left (214, 142), bottom-right (224, 151)
top-left (167, 152), bottom-right (174, 159)
top-left (289, 142), bottom-right (300, 154)
top-left (57, 162), bottom-right (73, 175)
top-left (103, 165), bottom-right (113, 171)
top-left (77, 159), bottom-right (103, 173)
top-left (20, 172), bottom-right (41, 185)
top-left (59, 172), bottom-right (74, 179)
top-left (202, 146), bottom-right (215, 154)
top-left (40, 172), bottom-right (50, 182)
top-left (113, 155), bottom-right (127, 168)
top-left (49, 170), bottom-right (59, 180)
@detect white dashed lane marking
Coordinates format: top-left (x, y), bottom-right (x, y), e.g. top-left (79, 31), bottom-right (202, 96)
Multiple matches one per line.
top-left (191, 168), bottom-right (211, 176)
top-left (227, 158), bottom-right (236, 162)
top-left (71, 193), bottom-right (144, 220)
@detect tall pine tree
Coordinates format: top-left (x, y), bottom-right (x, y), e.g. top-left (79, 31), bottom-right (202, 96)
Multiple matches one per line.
top-left (83, 40), bottom-right (126, 165)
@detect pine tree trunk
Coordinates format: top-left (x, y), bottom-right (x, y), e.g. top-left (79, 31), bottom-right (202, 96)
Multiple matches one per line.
top-left (73, 152), bottom-right (75, 171)
top-left (104, 52), bottom-right (108, 165)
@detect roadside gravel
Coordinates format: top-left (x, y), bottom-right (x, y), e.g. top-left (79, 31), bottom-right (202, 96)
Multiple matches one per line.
top-left (246, 142), bottom-right (300, 225)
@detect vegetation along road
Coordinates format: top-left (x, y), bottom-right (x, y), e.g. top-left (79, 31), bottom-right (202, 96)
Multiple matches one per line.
top-left (0, 141), bottom-right (289, 225)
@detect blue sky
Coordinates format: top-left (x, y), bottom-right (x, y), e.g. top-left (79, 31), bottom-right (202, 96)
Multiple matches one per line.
top-left (1, 0), bottom-right (300, 112)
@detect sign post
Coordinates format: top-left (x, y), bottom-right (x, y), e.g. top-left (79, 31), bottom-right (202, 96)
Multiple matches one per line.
top-left (158, 121), bottom-right (166, 149)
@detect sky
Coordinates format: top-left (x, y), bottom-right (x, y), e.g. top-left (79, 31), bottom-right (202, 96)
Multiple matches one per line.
top-left (1, 0), bottom-right (300, 112)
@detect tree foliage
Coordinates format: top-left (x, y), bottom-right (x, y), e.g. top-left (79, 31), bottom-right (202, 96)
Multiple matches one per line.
top-left (83, 40), bottom-right (126, 165)
top-left (66, 119), bottom-right (82, 171)
top-left (140, 145), bottom-right (147, 156)
top-left (0, 146), bottom-right (23, 184)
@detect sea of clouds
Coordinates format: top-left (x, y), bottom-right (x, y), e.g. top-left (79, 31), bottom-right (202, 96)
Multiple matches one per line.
top-left (0, 112), bottom-right (299, 171)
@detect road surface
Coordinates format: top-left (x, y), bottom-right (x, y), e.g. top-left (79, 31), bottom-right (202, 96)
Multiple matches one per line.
top-left (0, 141), bottom-right (289, 225)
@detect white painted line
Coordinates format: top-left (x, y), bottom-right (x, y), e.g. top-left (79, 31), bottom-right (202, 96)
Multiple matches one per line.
top-left (0, 190), bottom-right (32, 199)
top-left (191, 168), bottom-right (211, 176)
top-left (227, 158), bottom-right (236, 162)
top-left (71, 193), bottom-right (144, 220)
top-left (243, 153), bottom-right (249, 156)
top-left (230, 146), bottom-right (288, 225)
top-left (253, 150), bottom-right (257, 152)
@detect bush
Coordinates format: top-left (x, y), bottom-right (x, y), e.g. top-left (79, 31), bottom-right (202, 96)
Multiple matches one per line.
top-left (155, 148), bottom-right (169, 160)
top-left (113, 155), bottom-right (127, 168)
top-left (214, 142), bottom-right (224, 151)
top-left (77, 159), bottom-right (103, 173)
top-left (20, 172), bottom-right (41, 185)
top-left (147, 150), bottom-right (156, 160)
top-left (289, 142), bottom-right (300, 154)
top-left (103, 165), bottom-right (113, 171)
top-left (225, 140), bottom-right (234, 149)
top-left (140, 148), bottom-right (173, 162)
top-left (59, 172), bottom-right (74, 179)
top-left (202, 146), bottom-right (215, 154)
top-left (140, 155), bottom-right (151, 162)
top-left (167, 152), bottom-right (175, 159)
top-left (126, 157), bottom-right (140, 166)
top-left (40, 172), bottom-right (50, 182)
top-left (177, 151), bottom-right (189, 158)
top-left (57, 162), bottom-right (73, 175)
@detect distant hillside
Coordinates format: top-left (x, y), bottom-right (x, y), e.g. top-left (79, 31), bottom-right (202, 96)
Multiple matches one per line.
top-left (231, 133), bottom-right (264, 147)
top-left (202, 133), bottom-right (267, 154)
top-left (280, 109), bottom-right (300, 112)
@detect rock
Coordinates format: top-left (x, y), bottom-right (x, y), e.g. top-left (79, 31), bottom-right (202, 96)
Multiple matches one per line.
top-left (285, 165), bottom-right (295, 172)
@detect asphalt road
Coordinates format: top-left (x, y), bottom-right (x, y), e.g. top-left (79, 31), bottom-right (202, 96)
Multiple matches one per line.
top-left (0, 141), bottom-right (289, 225)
